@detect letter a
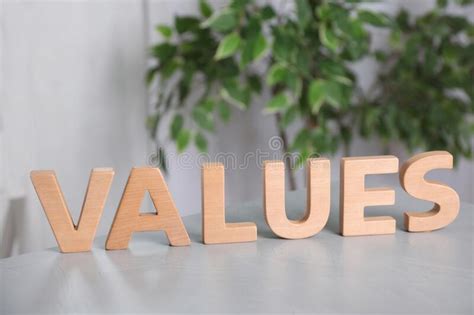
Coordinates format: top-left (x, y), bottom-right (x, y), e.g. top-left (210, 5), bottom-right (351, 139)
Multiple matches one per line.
top-left (106, 167), bottom-right (190, 250)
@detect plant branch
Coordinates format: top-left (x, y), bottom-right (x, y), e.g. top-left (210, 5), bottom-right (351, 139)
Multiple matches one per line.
top-left (275, 112), bottom-right (297, 191)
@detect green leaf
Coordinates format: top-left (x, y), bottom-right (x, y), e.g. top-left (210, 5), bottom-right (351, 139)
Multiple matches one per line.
top-left (272, 28), bottom-right (295, 62)
top-left (146, 67), bottom-right (158, 86)
top-left (146, 113), bottom-right (160, 138)
top-left (199, 0), bottom-right (213, 18)
top-left (260, 5), bottom-right (276, 20)
top-left (170, 114), bottom-right (184, 140)
top-left (265, 93), bottom-right (290, 113)
top-left (389, 29), bottom-right (402, 48)
top-left (247, 74), bottom-right (262, 93)
top-left (296, 0), bottom-right (311, 29)
top-left (195, 132), bottom-right (208, 152)
top-left (156, 25), bottom-right (172, 38)
top-left (161, 59), bottom-right (179, 79)
top-left (266, 63), bottom-right (287, 85)
top-left (218, 101), bottom-right (231, 122)
top-left (200, 99), bottom-right (215, 112)
top-left (358, 10), bottom-right (391, 27)
top-left (437, 0), bottom-right (448, 8)
top-left (317, 3), bottom-right (348, 21)
top-left (295, 49), bottom-right (311, 77)
top-left (324, 81), bottom-right (345, 108)
top-left (344, 19), bottom-right (368, 42)
top-left (175, 16), bottom-right (200, 34)
top-left (308, 80), bottom-right (326, 113)
top-left (230, 0), bottom-right (251, 10)
top-left (240, 40), bottom-right (254, 67)
top-left (295, 147), bottom-right (311, 168)
top-left (192, 107), bottom-right (214, 131)
top-left (340, 125), bottom-right (351, 145)
top-left (177, 129), bottom-right (191, 152)
top-left (317, 4), bottom-right (331, 21)
top-left (404, 34), bottom-right (422, 65)
top-left (215, 32), bottom-right (241, 60)
top-left (291, 129), bottom-right (311, 151)
top-left (151, 43), bottom-right (177, 61)
top-left (280, 107), bottom-right (298, 128)
top-left (242, 17), bottom-right (261, 40)
top-left (395, 9), bottom-right (409, 30)
top-left (253, 33), bottom-right (267, 61)
top-left (201, 9), bottom-right (237, 32)
top-left (287, 74), bottom-right (302, 98)
top-left (320, 59), bottom-right (347, 77)
top-left (178, 67), bottom-right (194, 102)
top-left (332, 75), bottom-right (352, 86)
top-left (215, 58), bottom-right (239, 78)
top-left (312, 127), bottom-right (337, 155)
top-left (319, 24), bottom-right (340, 52)
top-left (220, 80), bottom-right (250, 110)
top-left (241, 31), bottom-right (267, 66)
top-left (374, 50), bottom-right (387, 61)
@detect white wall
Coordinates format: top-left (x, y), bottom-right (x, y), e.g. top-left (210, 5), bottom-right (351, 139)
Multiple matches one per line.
top-left (1, 0), bottom-right (472, 257)
top-left (0, 0), bottom-right (149, 257)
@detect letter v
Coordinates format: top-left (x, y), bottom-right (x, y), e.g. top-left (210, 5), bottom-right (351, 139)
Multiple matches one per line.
top-left (31, 168), bottom-right (114, 253)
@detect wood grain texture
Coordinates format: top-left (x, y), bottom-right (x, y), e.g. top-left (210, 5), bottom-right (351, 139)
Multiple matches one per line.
top-left (30, 168), bottom-right (114, 253)
top-left (106, 167), bottom-right (190, 250)
top-left (264, 159), bottom-right (330, 239)
top-left (201, 163), bottom-right (257, 244)
top-left (400, 151), bottom-right (460, 232)
top-left (340, 156), bottom-right (398, 236)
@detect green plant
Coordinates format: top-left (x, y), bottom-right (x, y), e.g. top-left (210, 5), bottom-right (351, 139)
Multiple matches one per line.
top-left (360, 0), bottom-right (474, 160)
top-left (147, 0), bottom-right (474, 187)
top-left (147, 0), bottom-right (389, 187)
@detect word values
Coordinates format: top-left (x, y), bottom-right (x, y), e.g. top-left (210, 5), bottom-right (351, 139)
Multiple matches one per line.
top-left (30, 151), bottom-right (459, 253)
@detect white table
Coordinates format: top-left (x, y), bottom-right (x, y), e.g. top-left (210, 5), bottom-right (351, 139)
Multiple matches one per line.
top-left (1, 183), bottom-right (473, 314)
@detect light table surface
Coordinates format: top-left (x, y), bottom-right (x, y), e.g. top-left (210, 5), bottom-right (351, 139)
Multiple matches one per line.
top-left (1, 184), bottom-right (473, 314)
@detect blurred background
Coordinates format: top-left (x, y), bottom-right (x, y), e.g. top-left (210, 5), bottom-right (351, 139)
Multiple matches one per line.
top-left (1, 0), bottom-right (473, 258)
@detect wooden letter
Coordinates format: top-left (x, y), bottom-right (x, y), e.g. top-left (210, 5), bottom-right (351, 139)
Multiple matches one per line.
top-left (264, 159), bottom-right (330, 239)
top-left (340, 156), bottom-right (398, 236)
top-left (202, 163), bottom-right (257, 244)
top-left (400, 151), bottom-right (460, 232)
top-left (30, 168), bottom-right (114, 253)
top-left (106, 167), bottom-right (190, 250)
